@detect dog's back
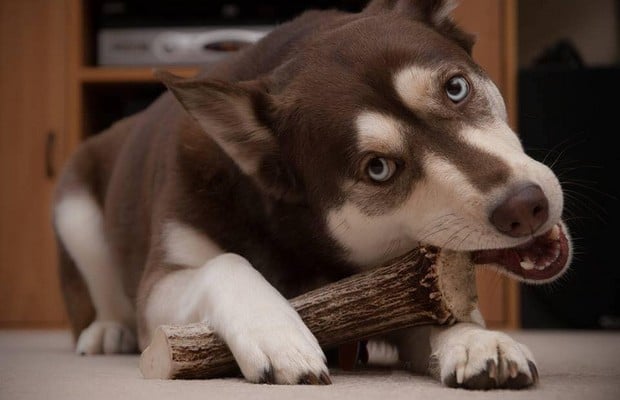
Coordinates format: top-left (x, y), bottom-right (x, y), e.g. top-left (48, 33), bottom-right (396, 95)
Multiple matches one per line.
top-left (53, 7), bottom-right (353, 345)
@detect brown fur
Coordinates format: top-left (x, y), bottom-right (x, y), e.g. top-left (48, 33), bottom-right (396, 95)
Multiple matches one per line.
top-left (53, 0), bottom-right (509, 347)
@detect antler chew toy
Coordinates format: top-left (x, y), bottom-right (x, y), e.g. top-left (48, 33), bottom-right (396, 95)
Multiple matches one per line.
top-left (139, 246), bottom-right (477, 379)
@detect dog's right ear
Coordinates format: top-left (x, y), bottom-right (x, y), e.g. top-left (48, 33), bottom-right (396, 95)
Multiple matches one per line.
top-left (155, 69), bottom-right (303, 202)
top-left (363, 0), bottom-right (475, 54)
top-left (364, 0), bottom-right (456, 22)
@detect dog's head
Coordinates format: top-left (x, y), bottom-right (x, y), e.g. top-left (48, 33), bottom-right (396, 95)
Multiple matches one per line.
top-left (160, 0), bottom-right (572, 284)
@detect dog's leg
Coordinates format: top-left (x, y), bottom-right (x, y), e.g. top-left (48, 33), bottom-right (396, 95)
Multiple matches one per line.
top-left (55, 234), bottom-right (95, 343)
top-left (54, 190), bottom-right (136, 355)
top-left (377, 326), bottom-right (433, 373)
top-left (143, 253), bottom-right (329, 384)
top-left (392, 315), bottom-right (538, 389)
top-left (391, 309), bottom-right (538, 389)
top-left (428, 322), bottom-right (538, 389)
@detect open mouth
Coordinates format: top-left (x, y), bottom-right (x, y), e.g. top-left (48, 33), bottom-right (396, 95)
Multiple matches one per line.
top-left (471, 223), bottom-right (571, 282)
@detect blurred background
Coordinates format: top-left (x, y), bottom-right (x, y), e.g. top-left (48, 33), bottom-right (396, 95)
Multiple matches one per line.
top-left (517, 1), bottom-right (619, 329)
top-left (0, 0), bottom-right (618, 332)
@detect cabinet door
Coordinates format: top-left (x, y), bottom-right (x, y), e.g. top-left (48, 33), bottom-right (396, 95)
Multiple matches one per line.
top-left (0, 0), bottom-right (67, 327)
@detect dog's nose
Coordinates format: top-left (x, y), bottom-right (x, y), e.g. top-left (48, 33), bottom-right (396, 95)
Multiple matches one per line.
top-left (490, 184), bottom-right (549, 237)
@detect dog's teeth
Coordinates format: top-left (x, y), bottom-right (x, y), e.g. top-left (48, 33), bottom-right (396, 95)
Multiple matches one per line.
top-left (549, 225), bottom-right (560, 240)
top-left (520, 258), bottom-right (535, 270)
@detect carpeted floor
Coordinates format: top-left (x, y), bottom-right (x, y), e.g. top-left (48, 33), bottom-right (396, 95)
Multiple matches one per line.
top-left (1, 329), bottom-right (619, 400)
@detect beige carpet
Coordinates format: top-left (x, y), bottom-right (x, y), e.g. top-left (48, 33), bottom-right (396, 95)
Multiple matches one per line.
top-left (1, 329), bottom-right (619, 400)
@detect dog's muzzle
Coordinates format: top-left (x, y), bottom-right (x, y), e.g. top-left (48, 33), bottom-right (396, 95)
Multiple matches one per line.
top-left (471, 223), bottom-right (571, 282)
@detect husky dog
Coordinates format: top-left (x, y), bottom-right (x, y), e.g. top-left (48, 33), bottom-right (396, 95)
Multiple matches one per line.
top-left (53, 0), bottom-right (572, 389)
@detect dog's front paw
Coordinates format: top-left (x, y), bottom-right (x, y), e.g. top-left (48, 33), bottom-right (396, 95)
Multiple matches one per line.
top-left (432, 329), bottom-right (538, 390)
top-left (76, 320), bottom-right (137, 355)
top-left (226, 316), bottom-right (330, 385)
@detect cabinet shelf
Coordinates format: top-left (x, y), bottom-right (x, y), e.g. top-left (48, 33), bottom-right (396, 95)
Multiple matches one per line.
top-left (78, 66), bottom-right (200, 83)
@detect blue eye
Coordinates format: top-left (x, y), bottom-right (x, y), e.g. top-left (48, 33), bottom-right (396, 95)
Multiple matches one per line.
top-left (367, 157), bottom-right (395, 182)
top-left (446, 75), bottom-right (470, 103)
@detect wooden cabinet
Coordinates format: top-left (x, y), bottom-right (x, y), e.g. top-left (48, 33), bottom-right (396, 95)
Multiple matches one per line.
top-left (65, 0), bottom-right (198, 143)
top-left (1, 0), bottom-right (518, 329)
top-left (0, 0), bottom-right (68, 327)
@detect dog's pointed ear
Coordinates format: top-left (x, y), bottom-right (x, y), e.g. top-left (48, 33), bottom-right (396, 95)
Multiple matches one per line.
top-left (155, 69), bottom-right (302, 202)
top-left (363, 0), bottom-right (475, 54)
top-left (364, 0), bottom-right (456, 23)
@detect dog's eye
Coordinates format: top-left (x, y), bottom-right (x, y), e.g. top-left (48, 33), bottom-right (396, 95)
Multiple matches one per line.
top-left (366, 157), bottom-right (396, 182)
top-left (445, 75), bottom-right (469, 103)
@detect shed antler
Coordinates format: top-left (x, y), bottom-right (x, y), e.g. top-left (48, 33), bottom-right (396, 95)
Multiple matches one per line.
top-left (139, 246), bottom-right (477, 379)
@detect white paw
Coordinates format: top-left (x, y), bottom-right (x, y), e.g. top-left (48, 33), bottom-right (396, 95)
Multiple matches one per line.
top-left (432, 329), bottom-right (538, 389)
top-left (76, 320), bottom-right (137, 355)
top-left (226, 313), bottom-right (330, 385)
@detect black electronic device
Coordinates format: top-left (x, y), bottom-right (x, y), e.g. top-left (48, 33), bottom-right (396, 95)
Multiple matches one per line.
top-left (94, 0), bottom-right (367, 65)
top-left (518, 65), bottom-right (620, 329)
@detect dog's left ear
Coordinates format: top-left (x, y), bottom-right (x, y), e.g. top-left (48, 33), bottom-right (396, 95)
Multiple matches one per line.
top-left (364, 0), bottom-right (475, 54)
top-left (155, 70), bottom-right (303, 202)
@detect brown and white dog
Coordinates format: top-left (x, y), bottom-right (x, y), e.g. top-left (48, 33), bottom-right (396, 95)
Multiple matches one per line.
top-left (53, 0), bottom-right (572, 389)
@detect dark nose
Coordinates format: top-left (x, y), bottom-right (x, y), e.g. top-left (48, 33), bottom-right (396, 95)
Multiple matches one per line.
top-left (490, 184), bottom-right (549, 237)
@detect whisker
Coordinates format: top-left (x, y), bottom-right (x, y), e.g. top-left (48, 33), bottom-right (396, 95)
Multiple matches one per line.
top-left (418, 214), bottom-right (464, 244)
top-left (562, 189), bottom-right (611, 225)
top-left (525, 135), bottom-right (578, 166)
top-left (455, 228), bottom-right (476, 250)
top-left (417, 213), bottom-right (458, 236)
top-left (545, 135), bottom-right (589, 170)
top-left (382, 238), bottom-right (402, 260)
top-left (442, 223), bottom-right (471, 249)
top-left (562, 181), bottom-right (617, 201)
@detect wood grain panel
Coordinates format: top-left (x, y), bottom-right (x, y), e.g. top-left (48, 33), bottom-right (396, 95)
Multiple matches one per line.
top-left (0, 0), bottom-right (68, 326)
top-left (454, 0), bottom-right (503, 86)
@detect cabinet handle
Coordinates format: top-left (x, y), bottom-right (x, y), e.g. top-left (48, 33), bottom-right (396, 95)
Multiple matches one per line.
top-left (45, 131), bottom-right (56, 179)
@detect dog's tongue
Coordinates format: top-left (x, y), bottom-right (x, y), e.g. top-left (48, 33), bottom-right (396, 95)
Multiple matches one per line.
top-left (471, 224), bottom-right (570, 281)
